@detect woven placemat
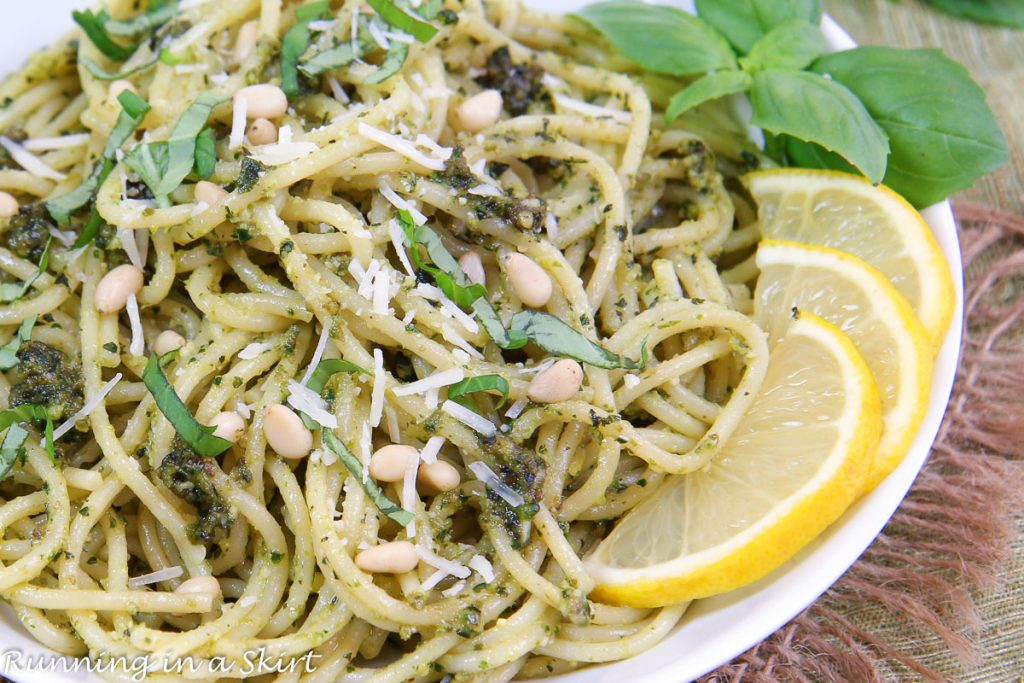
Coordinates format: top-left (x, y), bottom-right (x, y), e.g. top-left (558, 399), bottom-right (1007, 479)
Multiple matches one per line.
top-left (702, 203), bottom-right (1024, 683)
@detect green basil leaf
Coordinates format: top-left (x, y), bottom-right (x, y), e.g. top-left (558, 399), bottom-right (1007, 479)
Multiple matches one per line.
top-left (158, 47), bottom-right (193, 65)
top-left (749, 68), bottom-right (889, 184)
top-left (920, 0), bottom-right (1024, 28)
top-left (106, 1), bottom-right (178, 37)
top-left (0, 238), bottom-right (52, 304)
top-left (47, 91), bottom-right (151, 225)
top-left (472, 298), bottom-right (528, 350)
top-left (367, 0), bottom-right (439, 42)
top-left (418, 0), bottom-right (445, 20)
top-left (43, 415), bottom-right (55, 462)
top-left (0, 406), bottom-right (57, 463)
top-left (666, 70), bottom-right (751, 122)
top-left (73, 9), bottom-right (139, 62)
top-left (399, 211), bottom-right (487, 307)
top-left (123, 140), bottom-right (170, 204)
top-left (363, 42), bottom-right (410, 85)
top-left (449, 374), bottom-right (510, 410)
top-left (80, 55), bottom-right (159, 81)
top-left (73, 207), bottom-right (106, 250)
top-left (695, 0), bottom-right (822, 53)
top-left (0, 316), bottom-right (36, 370)
top-left (740, 18), bottom-right (826, 72)
top-left (509, 310), bottom-right (646, 370)
top-left (281, 0), bottom-right (332, 96)
top-left (305, 358), bottom-right (368, 394)
top-left (143, 354), bottom-right (233, 457)
top-left (298, 40), bottom-right (371, 77)
top-left (321, 429), bottom-right (413, 526)
top-left (575, 0), bottom-right (736, 76)
top-left (193, 127), bottom-right (217, 180)
top-left (0, 423), bottom-right (29, 481)
top-left (810, 47), bottom-right (1009, 208)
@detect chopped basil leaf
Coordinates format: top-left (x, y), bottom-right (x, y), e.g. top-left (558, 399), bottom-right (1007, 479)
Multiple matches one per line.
top-left (281, 0), bottom-right (332, 96)
top-left (142, 354), bottom-right (233, 457)
top-left (305, 358), bottom-right (368, 394)
top-left (509, 310), bottom-right (647, 370)
top-left (448, 374), bottom-right (509, 410)
top-left (0, 424), bottom-right (29, 480)
top-left (80, 55), bottom-right (159, 81)
top-left (363, 42), bottom-right (409, 85)
top-left (472, 298), bottom-right (528, 349)
top-left (0, 404), bottom-right (56, 466)
top-left (399, 210), bottom-right (486, 307)
top-left (47, 91), bottom-right (151, 225)
top-left (0, 238), bottom-right (51, 303)
top-left (418, 0), bottom-right (445, 20)
top-left (367, 0), bottom-right (439, 42)
top-left (105, 1), bottom-right (178, 37)
top-left (321, 429), bottom-right (414, 526)
top-left (193, 127), bottom-right (217, 180)
top-left (299, 39), bottom-right (372, 77)
top-left (73, 9), bottom-right (140, 62)
top-left (73, 207), bottom-right (106, 250)
top-left (0, 315), bottom-right (36, 370)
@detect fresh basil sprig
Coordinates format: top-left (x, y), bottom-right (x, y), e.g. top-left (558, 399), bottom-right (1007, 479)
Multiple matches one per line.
top-left (0, 238), bottom-right (52, 303)
top-left (448, 374), bottom-right (510, 410)
top-left (281, 0), bottom-right (332, 96)
top-left (123, 91), bottom-right (226, 206)
top-left (321, 429), bottom-right (414, 526)
top-left (143, 354), bottom-right (233, 457)
top-left (575, 0), bottom-right (1008, 206)
top-left (47, 91), bottom-right (151, 226)
top-left (367, 0), bottom-right (439, 42)
top-left (0, 316), bottom-right (35, 370)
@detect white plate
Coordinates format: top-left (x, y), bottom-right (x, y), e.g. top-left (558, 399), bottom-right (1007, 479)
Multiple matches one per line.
top-left (0, 3), bottom-right (963, 682)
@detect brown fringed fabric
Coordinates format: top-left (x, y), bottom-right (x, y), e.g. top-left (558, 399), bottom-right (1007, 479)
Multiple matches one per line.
top-left (702, 203), bottom-right (1024, 683)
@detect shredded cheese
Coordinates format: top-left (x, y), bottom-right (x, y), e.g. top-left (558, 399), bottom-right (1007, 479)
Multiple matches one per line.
top-left (301, 323), bottom-right (332, 386)
top-left (127, 566), bottom-right (183, 588)
top-left (415, 546), bottom-right (471, 579)
top-left (229, 95), bottom-right (247, 150)
top-left (118, 227), bottom-right (144, 271)
top-left (392, 368), bottom-right (465, 396)
top-left (370, 348), bottom-right (385, 428)
top-left (125, 293), bottom-right (145, 357)
top-left (553, 93), bottom-right (633, 124)
top-left (442, 400), bottom-right (496, 437)
top-left (286, 379), bottom-right (338, 429)
top-left (358, 123), bottom-right (446, 172)
top-left (441, 580), bottom-right (466, 597)
top-left (378, 177), bottom-right (428, 224)
top-left (468, 461), bottom-right (524, 507)
top-left (238, 342), bottom-right (272, 359)
top-left (22, 134), bottom-right (90, 151)
top-left (504, 399), bottom-right (528, 420)
top-left (420, 569), bottom-right (448, 592)
top-left (0, 136), bottom-right (66, 180)
top-left (389, 219), bottom-right (416, 276)
top-left (385, 405), bottom-right (401, 443)
top-left (52, 373), bottom-right (122, 440)
top-left (419, 436), bottom-right (445, 464)
top-left (468, 555), bottom-right (495, 583)
top-left (468, 184), bottom-right (502, 197)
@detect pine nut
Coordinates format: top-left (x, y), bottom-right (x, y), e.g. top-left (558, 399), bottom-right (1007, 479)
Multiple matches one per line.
top-left (370, 444), bottom-right (419, 482)
top-left (95, 264), bottom-right (144, 313)
top-left (527, 359), bottom-right (584, 403)
top-left (455, 90), bottom-right (503, 133)
top-left (175, 575), bottom-right (221, 600)
top-left (108, 80), bottom-right (136, 100)
top-left (0, 191), bottom-right (18, 219)
top-left (246, 117), bottom-right (278, 145)
top-left (209, 411), bottom-right (245, 442)
top-left (354, 541), bottom-right (419, 574)
top-left (194, 181), bottom-right (228, 206)
top-left (234, 84), bottom-right (288, 120)
top-left (153, 330), bottom-right (186, 357)
top-left (418, 460), bottom-right (460, 493)
top-left (262, 404), bottom-right (312, 459)
top-left (458, 251), bottom-right (486, 286)
top-left (503, 252), bottom-right (552, 308)
top-left (234, 20), bottom-right (259, 64)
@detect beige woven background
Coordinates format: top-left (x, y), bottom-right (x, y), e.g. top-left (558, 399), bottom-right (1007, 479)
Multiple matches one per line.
top-left (821, 2), bottom-right (1023, 679)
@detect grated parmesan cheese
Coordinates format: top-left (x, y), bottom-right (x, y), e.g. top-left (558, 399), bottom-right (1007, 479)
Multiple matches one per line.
top-left (358, 123), bottom-right (446, 172)
top-left (238, 342), bottom-right (272, 359)
top-left (415, 546), bottom-right (471, 579)
top-left (327, 76), bottom-right (349, 104)
top-left (419, 436), bottom-right (445, 464)
top-left (442, 401), bottom-right (496, 437)
top-left (553, 93), bottom-right (633, 124)
top-left (52, 372), bottom-right (123, 440)
top-left (385, 405), bottom-right (401, 443)
top-left (420, 569), bottom-right (448, 592)
top-left (378, 178), bottom-right (428, 224)
top-left (468, 555), bottom-right (494, 583)
top-left (545, 212), bottom-right (559, 242)
top-left (126, 293), bottom-right (145, 357)
top-left (127, 565), bottom-right (183, 588)
top-left (22, 134), bottom-right (90, 152)
top-left (0, 136), bottom-right (66, 180)
top-left (370, 348), bottom-right (385, 428)
top-left (118, 227), bottom-right (144, 270)
top-left (301, 323), bottom-right (332, 386)
top-left (392, 367), bottom-right (464, 396)
top-left (623, 373), bottom-right (641, 389)
top-left (389, 219), bottom-right (416, 276)
top-left (504, 398), bottom-right (528, 420)
top-left (229, 95), bottom-right (247, 150)
top-left (441, 580), bottom-right (466, 597)
top-left (247, 138), bottom-right (318, 166)
top-left (468, 184), bottom-right (502, 197)
top-left (286, 379), bottom-right (338, 429)
top-left (468, 461), bottom-right (524, 507)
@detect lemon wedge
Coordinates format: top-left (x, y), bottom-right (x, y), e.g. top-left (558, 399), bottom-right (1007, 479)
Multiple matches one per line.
top-left (743, 169), bottom-right (955, 351)
top-left (755, 239), bottom-right (931, 489)
top-left (586, 312), bottom-right (881, 607)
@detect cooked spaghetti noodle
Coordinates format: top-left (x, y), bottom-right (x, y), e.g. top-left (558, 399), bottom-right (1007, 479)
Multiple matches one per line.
top-left (0, 0), bottom-right (769, 679)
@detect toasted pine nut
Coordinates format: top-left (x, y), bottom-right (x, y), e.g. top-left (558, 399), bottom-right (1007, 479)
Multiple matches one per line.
top-left (209, 411), bottom-right (245, 442)
top-left (262, 404), bottom-right (312, 459)
top-left (234, 20), bottom-right (259, 64)
top-left (458, 251), bottom-right (486, 286)
top-left (246, 117), bottom-right (278, 145)
top-left (234, 84), bottom-right (288, 120)
top-left (153, 330), bottom-right (186, 357)
top-left (503, 252), bottom-right (552, 308)
top-left (354, 541), bottom-right (419, 574)
top-left (95, 264), bottom-right (144, 313)
top-left (527, 359), bottom-right (584, 403)
top-left (194, 181), bottom-right (228, 206)
top-left (370, 444), bottom-right (419, 482)
top-left (418, 460), bottom-right (460, 493)
top-left (108, 80), bottom-right (136, 100)
top-left (455, 90), bottom-right (503, 133)
top-left (0, 191), bottom-right (18, 219)
top-left (175, 576), bottom-right (222, 601)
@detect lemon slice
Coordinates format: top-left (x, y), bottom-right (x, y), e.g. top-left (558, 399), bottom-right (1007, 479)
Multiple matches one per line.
top-left (743, 169), bottom-right (955, 351)
top-left (586, 312), bottom-right (881, 607)
top-left (755, 239), bottom-right (931, 489)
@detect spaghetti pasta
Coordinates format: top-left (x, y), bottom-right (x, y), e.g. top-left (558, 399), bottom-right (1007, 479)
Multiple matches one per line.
top-left (0, 0), bottom-right (772, 679)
